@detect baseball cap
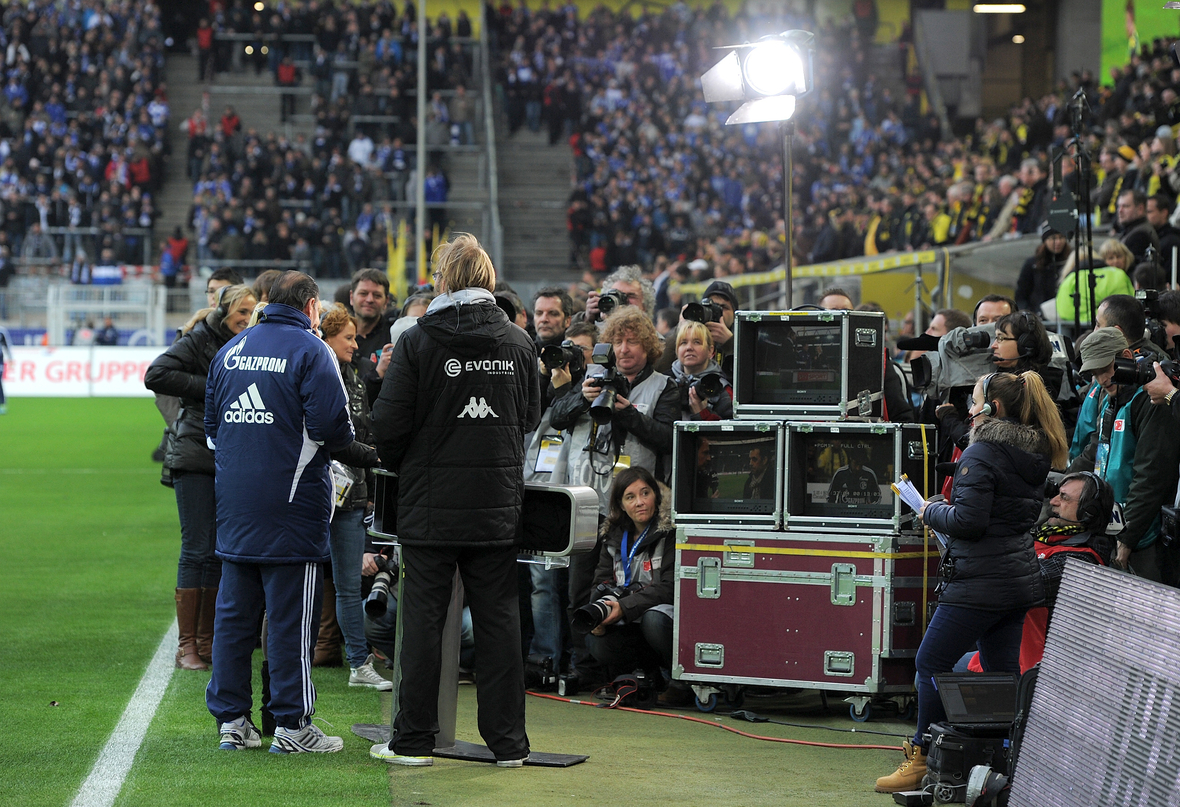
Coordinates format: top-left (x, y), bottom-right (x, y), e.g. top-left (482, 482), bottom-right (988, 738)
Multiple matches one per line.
top-left (687, 258), bottom-right (709, 272)
top-left (1079, 327), bottom-right (1129, 372)
top-left (703, 280), bottom-right (738, 309)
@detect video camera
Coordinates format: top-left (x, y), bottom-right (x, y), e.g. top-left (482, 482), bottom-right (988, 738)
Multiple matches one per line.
top-left (1110, 354), bottom-right (1180, 386)
top-left (1135, 289), bottom-right (1173, 354)
top-left (905, 323), bottom-right (996, 402)
top-left (597, 289), bottom-right (630, 317)
top-left (683, 297), bottom-right (724, 324)
top-left (571, 581), bottom-right (627, 634)
top-left (540, 339), bottom-right (586, 373)
top-left (586, 343), bottom-right (632, 424)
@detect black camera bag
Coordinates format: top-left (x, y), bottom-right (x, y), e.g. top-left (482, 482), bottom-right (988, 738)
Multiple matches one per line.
top-left (924, 722), bottom-right (1010, 802)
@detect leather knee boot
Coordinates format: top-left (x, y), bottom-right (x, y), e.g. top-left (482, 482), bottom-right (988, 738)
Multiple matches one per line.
top-left (175, 588), bottom-right (209, 671)
top-left (313, 577), bottom-right (342, 667)
top-left (196, 587), bottom-right (218, 664)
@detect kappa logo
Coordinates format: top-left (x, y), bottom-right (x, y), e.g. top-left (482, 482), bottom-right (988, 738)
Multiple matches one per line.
top-left (224, 383), bottom-right (275, 424)
top-left (458, 396), bottom-right (498, 419)
top-left (444, 358), bottom-right (516, 378)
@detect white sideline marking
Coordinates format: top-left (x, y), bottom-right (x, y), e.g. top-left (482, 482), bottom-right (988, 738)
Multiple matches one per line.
top-left (70, 620), bottom-right (178, 807)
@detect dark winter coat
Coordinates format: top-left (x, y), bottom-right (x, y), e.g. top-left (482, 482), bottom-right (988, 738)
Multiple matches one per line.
top-left (370, 292), bottom-right (540, 547)
top-left (922, 418), bottom-right (1049, 611)
top-left (329, 356), bottom-right (380, 511)
top-left (144, 310), bottom-right (234, 475)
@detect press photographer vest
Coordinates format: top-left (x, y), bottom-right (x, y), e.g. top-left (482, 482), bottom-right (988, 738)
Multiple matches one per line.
top-left (565, 371), bottom-right (668, 515)
top-left (524, 404), bottom-right (569, 484)
top-left (1091, 386), bottom-right (1160, 549)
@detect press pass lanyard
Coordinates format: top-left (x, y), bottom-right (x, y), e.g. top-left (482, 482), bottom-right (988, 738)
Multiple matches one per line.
top-left (620, 525), bottom-right (651, 587)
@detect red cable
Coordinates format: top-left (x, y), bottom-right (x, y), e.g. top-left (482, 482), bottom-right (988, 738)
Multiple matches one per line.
top-left (526, 691), bottom-right (902, 751)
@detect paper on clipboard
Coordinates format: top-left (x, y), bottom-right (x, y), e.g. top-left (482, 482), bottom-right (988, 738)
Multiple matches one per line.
top-left (891, 474), bottom-right (950, 548)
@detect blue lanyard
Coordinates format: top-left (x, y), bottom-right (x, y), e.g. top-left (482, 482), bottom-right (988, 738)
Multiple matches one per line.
top-left (620, 525), bottom-right (651, 588)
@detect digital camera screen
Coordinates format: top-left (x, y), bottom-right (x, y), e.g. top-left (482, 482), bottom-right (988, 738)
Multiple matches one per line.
top-left (749, 322), bottom-right (842, 404)
top-left (684, 432), bottom-right (777, 515)
top-left (797, 433), bottom-right (894, 518)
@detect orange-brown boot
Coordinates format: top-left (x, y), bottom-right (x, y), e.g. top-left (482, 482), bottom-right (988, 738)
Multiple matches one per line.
top-left (175, 588), bottom-right (210, 671)
top-left (312, 577), bottom-right (343, 667)
top-left (196, 587), bottom-right (218, 664)
top-left (874, 740), bottom-right (927, 793)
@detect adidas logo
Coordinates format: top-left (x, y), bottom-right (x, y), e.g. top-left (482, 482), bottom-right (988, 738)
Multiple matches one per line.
top-left (224, 383), bottom-right (275, 424)
top-left (458, 396), bottom-right (498, 419)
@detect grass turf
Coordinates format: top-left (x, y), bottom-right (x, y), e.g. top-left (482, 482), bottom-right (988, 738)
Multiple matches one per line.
top-left (1, 397), bottom-right (913, 807)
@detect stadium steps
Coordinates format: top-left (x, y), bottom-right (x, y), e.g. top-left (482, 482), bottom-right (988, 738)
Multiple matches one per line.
top-left (496, 128), bottom-right (572, 282)
top-left (442, 150), bottom-right (491, 242)
top-left (869, 44), bottom-right (908, 108)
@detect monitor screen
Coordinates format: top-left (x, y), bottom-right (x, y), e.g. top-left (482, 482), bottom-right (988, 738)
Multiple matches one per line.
top-left (749, 321), bottom-right (842, 404)
top-left (797, 432), bottom-right (895, 518)
top-left (681, 431), bottom-right (777, 515)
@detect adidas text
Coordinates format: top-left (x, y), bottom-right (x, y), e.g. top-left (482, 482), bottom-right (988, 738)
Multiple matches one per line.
top-left (226, 383), bottom-right (274, 424)
top-left (458, 397), bottom-right (498, 418)
top-left (224, 409), bottom-right (274, 424)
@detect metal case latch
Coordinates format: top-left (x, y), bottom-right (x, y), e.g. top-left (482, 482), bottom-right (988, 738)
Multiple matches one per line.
top-left (723, 539), bottom-right (755, 568)
top-left (831, 563), bottom-right (857, 605)
top-left (695, 643), bottom-right (725, 667)
top-left (824, 651), bottom-right (855, 677)
top-left (697, 556), bottom-right (721, 599)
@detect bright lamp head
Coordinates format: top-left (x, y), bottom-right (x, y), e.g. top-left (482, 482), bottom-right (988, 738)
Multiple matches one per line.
top-left (700, 30), bottom-right (814, 125)
top-left (742, 39), bottom-right (806, 97)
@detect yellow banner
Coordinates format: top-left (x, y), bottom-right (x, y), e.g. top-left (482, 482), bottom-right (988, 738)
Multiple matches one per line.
top-left (677, 250), bottom-right (937, 298)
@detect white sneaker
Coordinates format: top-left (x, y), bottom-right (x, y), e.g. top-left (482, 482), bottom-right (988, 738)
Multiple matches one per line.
top-left (218, 715), bottom-right (261, 750)
top-left (496, 755), bottom-right (529, 768)
top-left (370, 743), bottom-right (433, 765)
top-left (350, 655), bottom-right (393, 690)
top-left (269, 723), bottom-right (344, 754)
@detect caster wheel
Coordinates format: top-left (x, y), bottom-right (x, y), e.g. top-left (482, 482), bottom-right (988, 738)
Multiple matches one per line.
top-left (695, 693), bottom-right (718, 712)
top-left (850, 702), bottom-right (872, 722)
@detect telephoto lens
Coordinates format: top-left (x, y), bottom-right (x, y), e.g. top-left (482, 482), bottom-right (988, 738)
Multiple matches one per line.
top-left (364, 555), bottom-right (395, 617)
top-left (571, 598), bottom-right (615, 634)
top-left (682, 298), bottom-right (720, 324)
top-left (597, 289), bottom-right (628, 317)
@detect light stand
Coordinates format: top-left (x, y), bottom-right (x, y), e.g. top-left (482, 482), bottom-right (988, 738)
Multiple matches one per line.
top-left (780, 119), bottom-right (795, 307)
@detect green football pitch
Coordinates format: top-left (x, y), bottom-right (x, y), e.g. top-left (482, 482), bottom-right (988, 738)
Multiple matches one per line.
top-left (0, 398), bottom-right (908, 807)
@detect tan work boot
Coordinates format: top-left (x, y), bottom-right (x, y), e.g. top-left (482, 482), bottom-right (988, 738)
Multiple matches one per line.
top-left (175, 588), bottom-right (210, 671)
top-left (196, 587), bottom-right (218, 664)
top-left (874, 739), bottom-right (927, 793)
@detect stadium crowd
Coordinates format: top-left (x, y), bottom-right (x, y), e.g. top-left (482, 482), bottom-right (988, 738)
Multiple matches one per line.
top-left (0, 0), bottom-right (168, 278)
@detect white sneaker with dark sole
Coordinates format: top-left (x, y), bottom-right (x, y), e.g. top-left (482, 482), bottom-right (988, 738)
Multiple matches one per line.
top-left (496, 755), bottom-right (529, 768)
top-left (218, 716), bottom-right (262, 750)
top-left (349, 655), bottom-right (393, 690)
top-left (369, 743), bottom-right (433, 765)
top-left (269, 723), bottom-right (344, 754)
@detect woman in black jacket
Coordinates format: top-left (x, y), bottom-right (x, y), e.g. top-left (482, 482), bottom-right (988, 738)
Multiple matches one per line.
top-left (317, 304), bottom-right (384, 686)
top-left (875, 370), bottom-right (1068, 794)
top-left (581, 467), bottom-right (675, 682)
top-left (1014, 222), bottom-right (1069, 313)
top-left (144, 284), bottom-right (256, 671)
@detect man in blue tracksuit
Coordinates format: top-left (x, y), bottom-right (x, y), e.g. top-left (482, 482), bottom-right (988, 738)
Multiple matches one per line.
top-left (204, 271), bottom-right (355, 754)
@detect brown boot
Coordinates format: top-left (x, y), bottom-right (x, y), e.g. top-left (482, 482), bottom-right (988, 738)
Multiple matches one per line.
top-left (313, 577), bottom-right (343, 667)
top-left (196, 587), bottom-right (218, 664)
top-left (874, 739), bottom-right (928, 792)
top-left (175, 588), bottom-right (209, 671)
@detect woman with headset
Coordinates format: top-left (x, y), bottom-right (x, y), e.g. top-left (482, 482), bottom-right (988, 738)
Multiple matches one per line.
top-left (145, 284), bottom-right (257, 671)
top-left (875, 370), bottom-right (1068, 794)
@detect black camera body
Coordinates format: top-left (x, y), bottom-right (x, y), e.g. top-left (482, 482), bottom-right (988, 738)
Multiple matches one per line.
top-left (597, 289), bottom-right (630, 317)
top-left (1110, 355), bottom-right (1180, 387)
top-left (540, 339), bottom-right (586, 373)
top-left (683, 297), bottom-right (723, 324)
top-left (1135, 289), bottom-right (1171, 353)
top-left (587, 343), bottom-right (632, 424)
top-left (1162, 505), bottom-right (1180, 548)
top-left (364, 554), bottom-right (396, 617)
top-left (683, 371), bottom-right (726, 408)
top-left (571, 581), bottom-right (628, 634)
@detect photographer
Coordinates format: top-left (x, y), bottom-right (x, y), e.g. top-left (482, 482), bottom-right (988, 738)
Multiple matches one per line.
top-left (580, 265), bottom-right (654, 325)
top-left (669, 321), bottom-right (733, 421)
top-left (580, 468), bottom-right (681, 701)
top-left (876, 371), bottom-right (1068, 794)
top-left (654, 280), bottom-right (739, 379)
top-left (144, 284), bottom-right (257, 672)
top-left (1097, 294), bottom-right (1170, 361)
top-left (1068, 328), bottom-right (1180, 581)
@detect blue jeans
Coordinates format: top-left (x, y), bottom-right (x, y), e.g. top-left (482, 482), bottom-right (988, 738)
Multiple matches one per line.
top-left (914, 604), bottom-right (1026, 747)
top-left (527, 563), bottom-right (565, 664)
top-left (329, 508), bottom-right (368, 669)
top-left (173, 471), bottom-right (221, 589)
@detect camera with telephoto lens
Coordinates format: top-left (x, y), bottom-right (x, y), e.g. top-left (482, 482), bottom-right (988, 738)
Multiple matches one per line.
top-left (540, 339), bottom-right (586, 373)
top-left (597, 288), bottom-right (630, 317)
top-left (962, 330), bottom-right (992, 350)
top-left (1135, 289), bottom-right (1171, 353)
top-left (364, 554), bottom-right (396, 617)
top-left (571, 581), bottom-right (628, 634)
top-left (586, 343), bottom-right (632, 424)
top-left (683, 371), bottom-right (726, 409)
top-left (1110, 355), bottom-right (1180, 386)
top-left (683, 297), bottom-right (723, 324)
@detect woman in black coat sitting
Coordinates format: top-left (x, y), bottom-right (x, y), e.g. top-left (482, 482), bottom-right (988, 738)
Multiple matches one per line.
top-left (875, 370), bottom-right (1068, 793)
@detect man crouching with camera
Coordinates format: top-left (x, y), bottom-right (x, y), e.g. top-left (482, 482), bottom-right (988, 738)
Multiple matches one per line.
top-left (550, 305), bottom-right (678, 688)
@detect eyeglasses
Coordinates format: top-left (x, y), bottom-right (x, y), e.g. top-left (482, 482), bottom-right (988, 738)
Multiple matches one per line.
top-left (993, 335), bottom-right (1016, 343)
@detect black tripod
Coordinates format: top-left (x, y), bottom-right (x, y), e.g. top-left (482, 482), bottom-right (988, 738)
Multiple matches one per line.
top-left (1055, 89), bottom-right (1099, 335)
